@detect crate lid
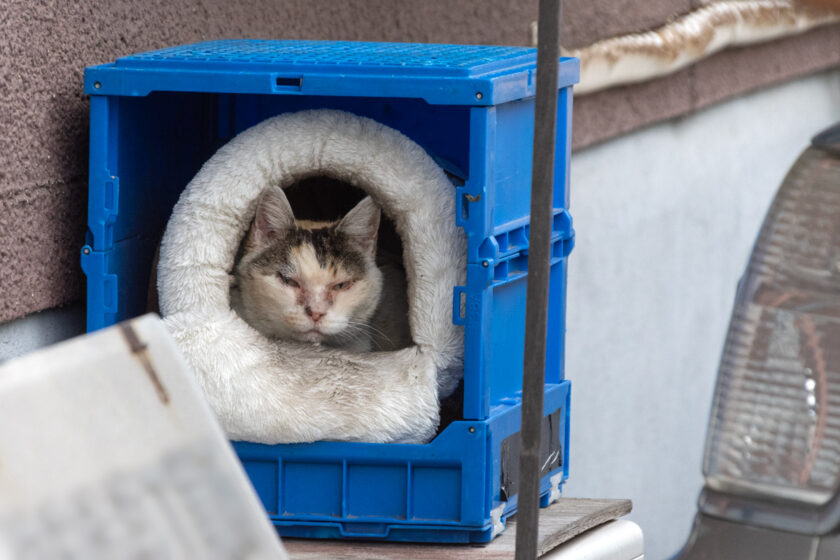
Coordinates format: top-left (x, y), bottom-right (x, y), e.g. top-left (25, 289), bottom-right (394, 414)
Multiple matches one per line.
top-left (85, 39), bottom-right (579, 105)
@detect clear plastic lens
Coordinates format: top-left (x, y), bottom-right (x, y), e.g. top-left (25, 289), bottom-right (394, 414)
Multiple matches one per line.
top-left (704, 147), bottom-right (840, 506)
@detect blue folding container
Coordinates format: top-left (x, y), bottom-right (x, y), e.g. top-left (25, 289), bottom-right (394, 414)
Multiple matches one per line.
top-left (82, 40), bottom-right (579, 543)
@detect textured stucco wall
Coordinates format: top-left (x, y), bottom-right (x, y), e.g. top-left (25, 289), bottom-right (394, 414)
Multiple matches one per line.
top-left (0, 0), bottom-right (838, 321)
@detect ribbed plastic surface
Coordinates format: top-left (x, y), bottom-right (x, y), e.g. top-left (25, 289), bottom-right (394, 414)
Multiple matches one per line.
top-left (704, 147), bottom-right (840, 505)
top-left (117, 39), bottom-right (535, 75)
top-left (85, 39), bottom-right (578, 104)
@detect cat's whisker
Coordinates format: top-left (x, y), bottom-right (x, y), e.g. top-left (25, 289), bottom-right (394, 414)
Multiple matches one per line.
top-left (341, 328), bottom-right (388, 351)
top-left (345, 319), bottom-right (396, 346)
top-left (327, 325), bottom-right (389, 352)
top-left (330, 322), bottom-right (385, 349)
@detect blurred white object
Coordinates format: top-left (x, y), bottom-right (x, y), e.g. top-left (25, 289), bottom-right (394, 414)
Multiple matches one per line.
top-left (0, 314), bottom-right (286, 560)
top-left (542, 520), bottom-right (644, 560)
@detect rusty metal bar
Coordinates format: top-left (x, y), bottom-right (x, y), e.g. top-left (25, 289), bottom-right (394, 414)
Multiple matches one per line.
top-left (515, 0), bottom-right (562, 557)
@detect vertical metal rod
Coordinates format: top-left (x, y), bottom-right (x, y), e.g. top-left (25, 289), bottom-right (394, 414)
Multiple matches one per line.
top-left (515, 0), bottom-right (562, 558)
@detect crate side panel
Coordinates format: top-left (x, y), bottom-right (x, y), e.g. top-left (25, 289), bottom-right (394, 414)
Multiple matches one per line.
top-left (282, 462), bottom-right (343, 517)
top-left (546, 87), bottom-right (573, 382)
top-left (555, 86), bottom-right (574, 211)
top-left (235, 420), bottom-right (489, 529)
top-left (487, 276), bottom-right (528, 407)
top-left (84, 235), bottom-right (159, 331)
top-left (87, 95), bottom-right (118, 252)
top-left (411, 467), bottom-right (462, 521)
top-left (490, 98), bottom-right (535, 233)
top-left (463, 91), bottom-right (573, 413)
top-left (462, 107), bottom-right (493, 263)
top-left (347, 465), bottom-right (407, 519)
top-left (462, 261), bottom-right (493, 420)
top-left (545, 258), bottom-right (568, 384)
top-left (241, 460), bottom-right (280, 514)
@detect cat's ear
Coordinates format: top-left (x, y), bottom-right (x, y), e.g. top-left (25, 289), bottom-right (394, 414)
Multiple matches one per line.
top-left (337, 196), bottom-right (380, 256)
top-left (254, 186), bottom-right (295, 245)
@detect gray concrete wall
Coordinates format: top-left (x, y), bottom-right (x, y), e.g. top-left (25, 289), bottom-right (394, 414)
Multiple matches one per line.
top-left (0, 304), bottom-right (84, 362)
top-left (563, 68), bottom-right (840, 560)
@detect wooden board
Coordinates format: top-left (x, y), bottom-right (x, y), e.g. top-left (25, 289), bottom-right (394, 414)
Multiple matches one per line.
top-left (282, 498), bottom-right (632, 559)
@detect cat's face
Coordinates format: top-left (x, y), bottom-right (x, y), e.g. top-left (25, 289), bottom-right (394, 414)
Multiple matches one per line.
top-left (235, 186), bottom-right (383, 345)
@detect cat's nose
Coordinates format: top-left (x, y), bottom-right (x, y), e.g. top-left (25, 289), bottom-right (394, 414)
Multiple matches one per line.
top-left (305, 307), bottom-right (324, 322)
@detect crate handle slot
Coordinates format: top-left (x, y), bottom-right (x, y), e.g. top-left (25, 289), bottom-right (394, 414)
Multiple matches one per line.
top-left (452, 286), bottom-right (467, 326)
top-left (455, 185), bottom-right (480, 227)
top-left (102, 274), bottom-right (118, 313)
top-left (273, 75), bottom-right (303, 91)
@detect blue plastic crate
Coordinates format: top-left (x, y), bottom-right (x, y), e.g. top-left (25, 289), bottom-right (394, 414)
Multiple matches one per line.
top-left (82, 39), bottom-right (578, 543)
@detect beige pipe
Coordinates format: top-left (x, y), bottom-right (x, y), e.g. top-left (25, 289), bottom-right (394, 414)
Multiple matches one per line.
top-left (534, 1), bottom-right (840, 95)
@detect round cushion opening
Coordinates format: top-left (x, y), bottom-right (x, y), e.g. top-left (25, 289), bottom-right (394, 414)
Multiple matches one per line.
top-left (157, 109), bottom-right (466, 444)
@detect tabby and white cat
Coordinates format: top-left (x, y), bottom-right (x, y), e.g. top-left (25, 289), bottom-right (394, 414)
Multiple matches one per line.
top-left (231, 186), bottom-right (408, 353)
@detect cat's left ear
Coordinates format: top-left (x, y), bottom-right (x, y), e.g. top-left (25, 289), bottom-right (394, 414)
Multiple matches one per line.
top-left (253, 186), bottom-right (295, 245)
top-left (337, 197), bottom-right (380, 256)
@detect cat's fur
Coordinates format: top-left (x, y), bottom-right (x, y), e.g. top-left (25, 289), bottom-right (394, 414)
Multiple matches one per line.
top-left (231, 186), bottom-right (406, 353)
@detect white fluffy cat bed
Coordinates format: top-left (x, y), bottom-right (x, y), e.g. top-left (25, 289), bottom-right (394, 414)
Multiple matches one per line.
top-left (158, 109), bottom-right (466, 445)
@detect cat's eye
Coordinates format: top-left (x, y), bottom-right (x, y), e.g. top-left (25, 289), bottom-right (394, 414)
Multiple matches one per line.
top-left (278, 274), bottom-right (300, 289)
top-left (332, 281), bottom-right (353, 291)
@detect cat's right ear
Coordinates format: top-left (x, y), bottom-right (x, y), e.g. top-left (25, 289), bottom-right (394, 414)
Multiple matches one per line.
top-left (254, 187), bottom-right (295, 245)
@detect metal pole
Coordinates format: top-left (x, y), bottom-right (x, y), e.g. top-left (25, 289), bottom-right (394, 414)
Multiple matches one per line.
top-left (515, 0), bottom-right (561, 558)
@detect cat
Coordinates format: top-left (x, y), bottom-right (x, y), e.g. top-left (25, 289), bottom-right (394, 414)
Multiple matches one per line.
top-left (231, 185), bottom-right (409, 353)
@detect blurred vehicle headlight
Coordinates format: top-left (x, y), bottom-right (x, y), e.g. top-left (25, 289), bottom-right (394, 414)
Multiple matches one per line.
top-left (700, 124), bottom-right (840, 534)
